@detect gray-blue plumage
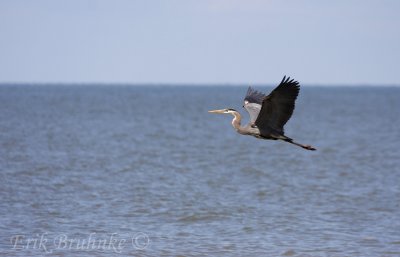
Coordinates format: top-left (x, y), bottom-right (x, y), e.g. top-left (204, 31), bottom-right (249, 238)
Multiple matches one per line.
top-left (209, 76), bottom-right (315, 150)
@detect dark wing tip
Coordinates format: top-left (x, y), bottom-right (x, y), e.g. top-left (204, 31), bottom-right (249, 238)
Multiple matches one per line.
top-left (276, 75), bottom-right (300, 92)
top-left (281, 75), bottom-right (287, 84)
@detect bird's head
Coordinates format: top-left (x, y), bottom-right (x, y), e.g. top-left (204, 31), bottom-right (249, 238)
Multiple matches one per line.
top-left (208, 108), bottom-right (237, 114)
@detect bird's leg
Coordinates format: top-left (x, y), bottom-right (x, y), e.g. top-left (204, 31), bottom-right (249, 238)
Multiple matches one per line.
top-left (284, 138), bottom-right (316, 151)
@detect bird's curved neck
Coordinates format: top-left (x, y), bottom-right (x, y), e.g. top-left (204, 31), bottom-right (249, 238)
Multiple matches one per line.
top-left (230, 111), bottom-right (243, 132)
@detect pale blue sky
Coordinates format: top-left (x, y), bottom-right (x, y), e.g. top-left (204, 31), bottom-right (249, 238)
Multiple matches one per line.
top-left (1, 0), bottom-right (399, 85)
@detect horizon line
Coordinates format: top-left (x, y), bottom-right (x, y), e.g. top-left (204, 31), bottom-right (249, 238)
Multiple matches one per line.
top-left (0, 81), bottom-right (400, 87)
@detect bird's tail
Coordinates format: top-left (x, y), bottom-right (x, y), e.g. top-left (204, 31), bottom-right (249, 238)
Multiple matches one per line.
top-left (274, 135), bottom-right (316, 151)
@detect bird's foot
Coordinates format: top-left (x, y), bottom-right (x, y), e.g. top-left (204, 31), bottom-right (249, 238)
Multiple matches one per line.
top-left (303, 145), bottom-right (316, 151)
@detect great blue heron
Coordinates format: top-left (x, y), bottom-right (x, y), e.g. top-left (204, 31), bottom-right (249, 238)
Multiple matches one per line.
top-left (209, 76), bottom-right (316, 151)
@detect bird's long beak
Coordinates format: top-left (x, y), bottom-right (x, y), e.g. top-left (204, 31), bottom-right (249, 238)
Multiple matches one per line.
top-left (208, 109), bottom-right (226, 114)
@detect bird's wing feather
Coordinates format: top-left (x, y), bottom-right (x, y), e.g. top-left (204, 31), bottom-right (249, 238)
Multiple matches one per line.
top-left (244, 102), bottom-right (262, 124)
top-left (255, 76), bottom-right (300, 135)
top-left (243, 87), bottom-right (266, 124)
top-left (244, 86), bottom-right (265, 104)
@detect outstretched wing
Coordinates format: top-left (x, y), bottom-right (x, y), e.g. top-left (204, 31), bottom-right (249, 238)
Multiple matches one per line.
top-left (243, 87), bottom-right (266, 124)
top-left (255, 76), bottom-right (300, 135)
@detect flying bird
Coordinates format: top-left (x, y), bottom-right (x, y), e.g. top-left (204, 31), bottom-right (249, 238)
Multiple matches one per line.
top-left (209, 76), bottom-right (316, 151)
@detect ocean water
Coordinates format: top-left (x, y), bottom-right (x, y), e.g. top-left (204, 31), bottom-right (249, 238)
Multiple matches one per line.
top-left (0, 85), bottom-right (399, 257)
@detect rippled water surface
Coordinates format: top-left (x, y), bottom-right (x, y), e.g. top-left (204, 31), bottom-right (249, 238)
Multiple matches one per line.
top-left (0, 85), bottom-right (399, 256)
